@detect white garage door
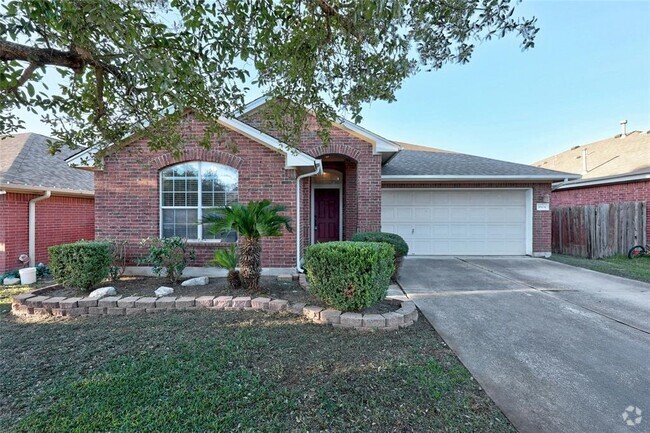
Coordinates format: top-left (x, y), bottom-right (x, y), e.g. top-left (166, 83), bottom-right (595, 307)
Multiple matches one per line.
top-left (381, 189), bottom-right (530, 255)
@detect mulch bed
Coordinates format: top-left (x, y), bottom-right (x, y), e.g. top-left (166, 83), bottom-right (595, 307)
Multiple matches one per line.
top-left (42, 276), bottom-right (400, 314)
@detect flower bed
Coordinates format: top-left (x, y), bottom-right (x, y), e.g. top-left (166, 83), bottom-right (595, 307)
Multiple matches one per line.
top-left (11, 283), bottom-right (418, 331)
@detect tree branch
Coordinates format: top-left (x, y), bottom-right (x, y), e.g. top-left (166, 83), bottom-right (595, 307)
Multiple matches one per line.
top-left (94, 66), bottom-right (105, 122)
top-left (0, 40), bottom-right (85, 72)
top-left (16, 62), bottom-right (39, 88)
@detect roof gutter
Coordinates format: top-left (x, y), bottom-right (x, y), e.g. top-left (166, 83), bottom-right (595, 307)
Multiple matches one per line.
top-left (296, 161), bottom-right (323, 273)
top-left (381, 174), bottom-right (581, 182)
top-left (553, 171), bottom-right (650, 190)
top-left (29, 191), bottom-right (51, 267)
top-left (0, 183), bottom-right (94, 197)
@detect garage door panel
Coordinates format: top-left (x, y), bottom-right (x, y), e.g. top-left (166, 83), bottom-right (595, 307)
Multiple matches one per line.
top-left (381, 190), bottom-right (528, 256)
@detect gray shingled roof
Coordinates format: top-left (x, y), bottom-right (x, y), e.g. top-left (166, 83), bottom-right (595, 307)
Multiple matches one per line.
top-left (382, 150), bottom-right (578, 179)
top-left (0, 133), bottom-right (94, 193)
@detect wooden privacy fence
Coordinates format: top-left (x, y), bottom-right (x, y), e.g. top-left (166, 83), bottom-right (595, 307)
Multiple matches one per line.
top-left (552, 201), bottom-right (647, 258)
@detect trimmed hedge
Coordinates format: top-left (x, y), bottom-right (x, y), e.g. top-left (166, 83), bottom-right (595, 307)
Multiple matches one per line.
top-left (48, 241), bottom-right (112, 290)
top-left (304, 241), bottom-right (393, 312)
top-left (351, 232), bottom-right (409, 257)
top-left (351, 232), bottom-right (409, 281)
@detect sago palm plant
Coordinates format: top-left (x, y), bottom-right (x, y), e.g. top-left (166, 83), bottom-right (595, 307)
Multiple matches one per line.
top-left (204, 200), bottom-right (292, 291)
top-left (211, 245), bottom-right (240, 288)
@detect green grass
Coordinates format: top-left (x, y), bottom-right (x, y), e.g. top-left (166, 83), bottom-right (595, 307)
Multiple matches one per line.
top-left (548, 254), bottom-right (650, 283)
top-left (0, 282), bottom-right (52, 315)
top-left (0, 292), bottom-right (514, 432)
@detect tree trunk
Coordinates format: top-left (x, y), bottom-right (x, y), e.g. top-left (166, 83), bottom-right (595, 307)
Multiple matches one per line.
top-left (239, 236), bottom-right (261, 291)
top-left (227, 269), bottom-right (241, 289)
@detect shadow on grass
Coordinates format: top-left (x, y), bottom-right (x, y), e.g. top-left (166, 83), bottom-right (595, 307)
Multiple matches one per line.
top-left (1, 311), bottom-right (515, 433)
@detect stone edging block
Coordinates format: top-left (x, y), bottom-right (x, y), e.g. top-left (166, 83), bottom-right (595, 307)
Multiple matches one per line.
top-left (11, 288), bottom-right (419, 331)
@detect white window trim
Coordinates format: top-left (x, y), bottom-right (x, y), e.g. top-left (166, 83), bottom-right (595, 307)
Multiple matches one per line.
top-left (159, 161), bottom-right (238, 241)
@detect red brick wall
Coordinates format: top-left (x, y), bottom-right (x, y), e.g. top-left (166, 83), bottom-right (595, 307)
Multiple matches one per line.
top-left (0, 192), bottom-right (94, 273)
top-left (95, 119), bottom-right (299, 268)
top-left (244, 113), bottom-right (383, 239)
top-left (552, 179), bottom-right (649, 242)
top-left (96, 114), bottom-right (383, 269)
top-left (381, 182), bottom-right (553, 254)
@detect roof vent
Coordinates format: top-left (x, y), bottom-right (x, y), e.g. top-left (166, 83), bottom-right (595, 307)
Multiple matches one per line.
top-left (620, 120), bottom-right (628, 138)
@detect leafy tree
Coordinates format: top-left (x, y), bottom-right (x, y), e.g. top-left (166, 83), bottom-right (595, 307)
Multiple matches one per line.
top-left (203, 200), bottom-right (291, 291)
top-left (1, 0), bottom-right (537, 154)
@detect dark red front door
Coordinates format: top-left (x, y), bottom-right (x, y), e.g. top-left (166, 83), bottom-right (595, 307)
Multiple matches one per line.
top-left (315, 189), bottom-right (340, 243)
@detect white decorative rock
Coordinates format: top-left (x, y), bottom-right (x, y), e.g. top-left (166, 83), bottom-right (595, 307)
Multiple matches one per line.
top-left (88, 286), bottom-right (117, 299)
top-left (181, 276), bottom-right (209, 286)
top-left (3, 277), bottom-right (20, 285)
top-left (155, 286), bottom-right (174, 297)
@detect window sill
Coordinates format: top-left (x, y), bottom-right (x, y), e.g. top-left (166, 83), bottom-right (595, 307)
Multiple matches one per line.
top-left (186, 240), bottom-right (237, 246)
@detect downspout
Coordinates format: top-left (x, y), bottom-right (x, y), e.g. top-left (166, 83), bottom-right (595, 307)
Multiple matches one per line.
top-left (296, 161), bottom-right (323, 272)
top-left (29, 191), bottom-right (51, 267)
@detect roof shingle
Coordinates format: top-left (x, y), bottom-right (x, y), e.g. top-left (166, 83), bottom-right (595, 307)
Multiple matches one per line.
top-left (532, 130), bottom-right (650, 178)
top-left (0, 133), bottom-right (94, 193)
top-left (382, 150), bottom-right (577, 179)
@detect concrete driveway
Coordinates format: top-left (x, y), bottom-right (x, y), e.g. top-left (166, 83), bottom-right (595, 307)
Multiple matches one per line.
top-left (399, 257), bottom-right (650, 433)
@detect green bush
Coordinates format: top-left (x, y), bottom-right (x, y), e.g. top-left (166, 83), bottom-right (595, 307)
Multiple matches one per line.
top-left (351, 232), bottom-right (409, 281)
top-left (351, 232), bottom-right (409, 256)
top-left (48, 241), bottom-right (112, 290)
top-left (304, 241), bottom-right (393, 312)
top-left (138, 237), bottom-right (195, 283)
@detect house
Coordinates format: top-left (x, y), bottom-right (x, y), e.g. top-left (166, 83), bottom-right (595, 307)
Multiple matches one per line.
top-left (533, 125), bottom-right (650, 244)
top-left (0, 133), bottom-right (95, 273)
top-left (67, 98), bottom-right (577, 273)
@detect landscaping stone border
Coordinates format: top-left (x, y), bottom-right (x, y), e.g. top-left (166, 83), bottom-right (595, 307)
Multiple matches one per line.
top-left (11, 286), bottom-right (418, 331)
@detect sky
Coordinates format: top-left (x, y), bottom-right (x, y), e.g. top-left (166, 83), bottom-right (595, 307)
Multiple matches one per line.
top-left (16, 0), bottom-right (650, 165)
top-left (358, 0), bottom-right (650, 163)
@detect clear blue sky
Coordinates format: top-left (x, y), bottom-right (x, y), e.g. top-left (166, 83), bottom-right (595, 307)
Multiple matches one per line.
top-left (359, 0), bottom-right (650, 163)
top-left (18, 0), bottom-right (650, 165)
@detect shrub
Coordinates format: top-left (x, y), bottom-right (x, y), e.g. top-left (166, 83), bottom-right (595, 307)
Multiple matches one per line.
top-left (211, 245), bottom-right (241, 288)
top-left (304, 241), bottom-right (393, 312)
top-left (48, 241), bottom-right (112, 290)
top-left (35, 263), bottom-right (49, 279)
top-left (351, 232), bottom-right (409, 280)
top-left (138, 237), bottom-right (195, 283)
top-left (100, 238), bottom-right (128, 281)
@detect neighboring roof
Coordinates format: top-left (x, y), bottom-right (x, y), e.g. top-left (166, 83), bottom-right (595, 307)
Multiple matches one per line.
top-left (1, 133), bottom-right (94, 195)
top-left (553, 169), bottom-right (650, 191)
top-left (394, 141), bottom-right (455, 153)
top-left (382, 150), bottom-right (579, 181)
top-left (532, 130), bottom-right (650, 178)
top-left (236, 96), bottom-right (401, 154)
top-left (67, 114), bottom-right (320, 171)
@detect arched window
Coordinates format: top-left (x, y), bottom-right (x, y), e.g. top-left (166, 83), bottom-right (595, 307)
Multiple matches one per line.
top-left (160, 162), bottom-right (238, 241)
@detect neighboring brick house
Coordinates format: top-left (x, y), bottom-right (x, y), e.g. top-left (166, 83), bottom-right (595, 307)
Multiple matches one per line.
top-left (68, 97), bottom-right (576, 273)
top-left (533, 127), bottom-right (650, 244)
top-left (0, 133), bottom-right (95, 273)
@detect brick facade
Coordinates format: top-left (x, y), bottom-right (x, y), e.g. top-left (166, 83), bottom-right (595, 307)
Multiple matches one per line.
top-left (96, 124), bottom-right (298, 268)
top-left (382, 182), bottom-right (553, 254)
top-left (94, 112), bottom-right (557, 270)
top-left (551, 179), bottom-right (650, 242)
top-left (0, 192), bottom-right (95, 273)
top-left (95, 114), bottom-right (383, 269)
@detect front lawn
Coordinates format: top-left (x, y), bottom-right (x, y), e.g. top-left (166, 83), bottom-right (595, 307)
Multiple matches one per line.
top-left (0, 288), bottom-right (514, 432)
top-left (548, 254), bottom-right (650, 284)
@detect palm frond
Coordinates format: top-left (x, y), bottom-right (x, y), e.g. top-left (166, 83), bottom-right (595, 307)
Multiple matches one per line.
top-left (203, 200), bottom-right (292, 239)
top-left (211, 245), bottom-right (238, 270)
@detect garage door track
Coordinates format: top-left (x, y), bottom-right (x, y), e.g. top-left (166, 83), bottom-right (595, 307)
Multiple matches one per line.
top-left (399, 257), bottom-right (650, 433)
